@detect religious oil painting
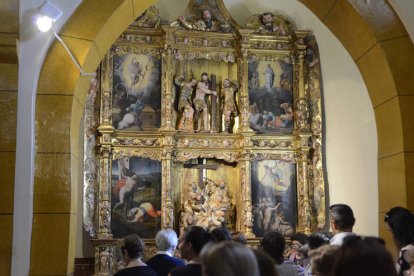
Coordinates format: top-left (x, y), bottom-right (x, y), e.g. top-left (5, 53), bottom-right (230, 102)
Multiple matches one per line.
top-left (248, 58), bottom-right (293, 134)
top-left (112, 53), bottom-right (162, 131)
top-left (111, 157), bottom-right (162, 238)
top-left (251, 160), bottom-right (297, 237)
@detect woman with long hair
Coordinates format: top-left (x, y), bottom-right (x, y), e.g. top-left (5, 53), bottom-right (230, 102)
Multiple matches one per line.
top-left (385, 207), bottom-right (414, 275)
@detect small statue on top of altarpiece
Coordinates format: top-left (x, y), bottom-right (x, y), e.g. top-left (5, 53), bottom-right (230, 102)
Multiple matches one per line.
top-left (172, 9), bottom-right (232, 33)
top-left (221, 79), bottom-right (239, 133)
top-left (246, 12), bottom-right (291, 36)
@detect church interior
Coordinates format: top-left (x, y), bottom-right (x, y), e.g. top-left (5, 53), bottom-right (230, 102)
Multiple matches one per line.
top-left (1, 0), bottom-right (414, 275)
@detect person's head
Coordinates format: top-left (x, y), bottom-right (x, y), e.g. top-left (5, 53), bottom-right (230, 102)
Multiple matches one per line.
top-left (308, 244), bottom-right (340, 276)
top-left (261, 12), bottom-right (274, 26)
top-left (252, 249), bottom-right (278, 276)
top-left (179, 226), bottom-right (212, 261)
top-left (333, 236), bottom-right (398, 276)
top-left (261, 231), bottom-right (285, 264)
top-left (155, 228), bottom-right (179, 253)
top-left (120, 234), bottom-right (145, 264)
top-left (231, 231), bottom-right (247, 245)
top-left (201, 72), bottom-right (209, 82)
top-left (201, 241), bottom-right (260, 276)
top-left (223, 79), bottom-right (230, 88)
top-left (202, 9), bottom-right (212, 20)
top-left (307, 232), bottom-right (331, 250)
top-left (329, 204), bottom-right (355, 234)
top-left (290, 233), bottom-right (308, 250)
top-left (384, 206), bottom-right (414, 249)
top-left (189, 77), bottom-right (197, 86)
top-left (210, 227), bottom-right (231, 242)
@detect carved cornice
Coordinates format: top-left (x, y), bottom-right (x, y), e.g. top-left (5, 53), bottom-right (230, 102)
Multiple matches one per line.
top-left (111, 137), bottom-right (161, 147)
top-left (112, 148), bottom-right (162, 160)
top-left (174, 151), bottom-right (241, 163)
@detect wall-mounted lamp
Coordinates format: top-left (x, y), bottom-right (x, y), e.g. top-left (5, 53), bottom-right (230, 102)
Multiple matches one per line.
top-left (36, 1), bottom-right (96, 77)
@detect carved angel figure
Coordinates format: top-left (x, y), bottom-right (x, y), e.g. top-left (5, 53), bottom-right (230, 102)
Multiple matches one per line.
top-left (133, 6), bottom-right (160, 28)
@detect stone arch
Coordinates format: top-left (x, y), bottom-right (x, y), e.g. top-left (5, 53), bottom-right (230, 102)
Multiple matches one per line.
top-left (33, 0), bottom-right (414, 273)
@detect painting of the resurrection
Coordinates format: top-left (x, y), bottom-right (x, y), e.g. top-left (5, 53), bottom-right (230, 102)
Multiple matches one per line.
top-left (248, 58), bottom-right (293, 134)
top-left (112, 53), bottom-right (161, 131)
top-left (111, 157), bottom-right (162, 238)
top-left (251, 160), bottom-right (297, 237)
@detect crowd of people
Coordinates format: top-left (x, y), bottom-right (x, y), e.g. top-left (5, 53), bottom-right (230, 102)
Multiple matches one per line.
top-left (114, 204), bottom-right (414, 276)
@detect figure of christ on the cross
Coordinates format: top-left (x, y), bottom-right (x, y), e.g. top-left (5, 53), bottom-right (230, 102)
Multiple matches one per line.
top-left (183, 158), bottom-right (219, 190)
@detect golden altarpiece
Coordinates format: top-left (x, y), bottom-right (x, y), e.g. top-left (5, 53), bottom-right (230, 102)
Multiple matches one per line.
top-left (83, 1), bottom-right (326, 274)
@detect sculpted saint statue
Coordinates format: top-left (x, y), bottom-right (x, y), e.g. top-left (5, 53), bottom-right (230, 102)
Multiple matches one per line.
top-left (173, 9), bottom-right (232, 32)
top-left (175, 76), bottom-right (197, 132)
top-left (194, 72), bottom-right (217, 133)
top-left (221, 79), bottom-right (238, 133)
top-left (260, 12), bottom-right (287, 35)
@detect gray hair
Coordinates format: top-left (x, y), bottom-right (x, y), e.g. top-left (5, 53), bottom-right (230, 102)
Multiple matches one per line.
top-left (155, 229), bottom-right (179, 251)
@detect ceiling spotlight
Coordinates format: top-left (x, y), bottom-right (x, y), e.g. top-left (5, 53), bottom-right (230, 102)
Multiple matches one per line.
top-left (36, 16), bottom-right (53, 32)
top-left (36, 1), bottom-right (62, 32)
top-left (34, 1), bottom-right (95, 77)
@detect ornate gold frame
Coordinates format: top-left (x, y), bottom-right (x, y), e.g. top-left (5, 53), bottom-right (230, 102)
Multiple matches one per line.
top-left (83, 2), bottom-right (327, 274)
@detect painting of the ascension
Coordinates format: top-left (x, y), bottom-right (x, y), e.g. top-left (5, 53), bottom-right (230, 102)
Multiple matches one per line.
top-left (112, 53), bottom-right (161, 131)
top-left (251, 160), bottom-right (297, 237)
top-left (248, 58), bottom-right (293, 134)
top-left (111, 157), bottom-right (162, 238)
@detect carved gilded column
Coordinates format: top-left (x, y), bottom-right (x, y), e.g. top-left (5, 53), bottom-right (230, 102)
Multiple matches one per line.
top-left (160, 28), bottom-right (175, 131)
top-left (238, 31), bottom-right (254, 133)
top-left (239, 132), bottom-right (255, 236)
top-left (97, 52), bottom-right (115, 239)
top-left (296, 136), bottom-right (312, 234)
top-left (294, 51), bottom-right (309, 132)
top-left (161, 135), bottom-right (174, 229)
top-left (94, 52), bottom-right (116, 276)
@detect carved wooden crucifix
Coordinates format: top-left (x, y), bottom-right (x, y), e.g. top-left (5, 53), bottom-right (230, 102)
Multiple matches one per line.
top-left (183, 158), bottom-right (219, 188)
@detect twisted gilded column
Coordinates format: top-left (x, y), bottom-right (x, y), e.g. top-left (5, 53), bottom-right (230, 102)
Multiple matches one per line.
top-left (161, 135), bottom-right (174, 228)
top-left (160, 28), bottom-right (175, 131)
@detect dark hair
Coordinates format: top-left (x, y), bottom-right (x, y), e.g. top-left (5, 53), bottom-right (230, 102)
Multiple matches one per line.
top-left (290, 233), bottom-right (308, 245)
top-left (333, 236), bottom-right (397, 276)
top-left (231, 231), bottom-right (247, 245)
top-left (309, 244), bottom-right (340, 276)
top-left (308, 232), bottom-right (330, 250)
top-left (121, 234), bottom-right (144, 259)
top-left (261, 231), bottom-right (285, 264)
top-left (183, 226), bottom-right (213, 254)
top-left (211, 227), bottom-right (232, 242)
top-left (330, 204), bottom-right (355, 230)
top-left (385, 206), bottom-right (414, 249)
top-left (252, 249), bottom-right (279, 276)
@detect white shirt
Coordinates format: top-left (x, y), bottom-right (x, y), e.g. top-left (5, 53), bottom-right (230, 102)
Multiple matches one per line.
top-left (330, 232), bottom-right (356, 246)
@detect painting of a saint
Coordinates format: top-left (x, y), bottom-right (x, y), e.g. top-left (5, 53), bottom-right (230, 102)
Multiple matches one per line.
top-left (112, 53), bottom-right (161, 131)
top-left (251, 160), bottom-right (297, 237)
top-left (248, 57), bottom-right (293, 134)
top-left (111, 157), bottom-right (161, 238)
